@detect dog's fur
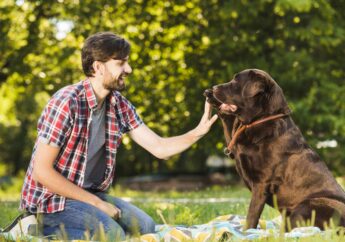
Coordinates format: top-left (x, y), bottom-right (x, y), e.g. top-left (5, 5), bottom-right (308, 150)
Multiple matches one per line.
top-left (204, 69), bottom-right (345, 230)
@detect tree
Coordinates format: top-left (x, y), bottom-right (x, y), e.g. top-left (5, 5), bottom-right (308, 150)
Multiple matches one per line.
top-left (0, 0), bottom-right (344, 177)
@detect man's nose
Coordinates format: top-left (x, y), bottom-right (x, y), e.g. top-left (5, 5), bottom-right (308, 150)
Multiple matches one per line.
top-left (125, 63), bottom-right (132, 74)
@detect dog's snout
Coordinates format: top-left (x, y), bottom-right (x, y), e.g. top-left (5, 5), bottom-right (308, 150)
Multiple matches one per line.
top-left (203, 89), bottom-right (214, 98)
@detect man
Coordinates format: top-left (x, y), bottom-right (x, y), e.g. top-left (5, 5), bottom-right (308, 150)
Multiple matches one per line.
top-left (20, 32), bottom-right (218, 240)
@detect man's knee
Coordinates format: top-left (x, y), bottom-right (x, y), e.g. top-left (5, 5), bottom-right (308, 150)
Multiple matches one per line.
top-left (139, 216), bottom-right (156, 234)
top-left (92, 214), bottom-right (125, 240)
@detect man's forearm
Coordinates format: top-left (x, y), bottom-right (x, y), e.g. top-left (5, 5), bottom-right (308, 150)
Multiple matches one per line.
top-left (33, 166), bottom-right (101, 207)
top-left (154, 128), bottom-right (202, 160)
top-left (129, 102), bottom-right (217, 160)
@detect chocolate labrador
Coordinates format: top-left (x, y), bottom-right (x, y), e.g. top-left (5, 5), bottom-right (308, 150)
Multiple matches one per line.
top-left (204, 69), bottom-right (345, 230)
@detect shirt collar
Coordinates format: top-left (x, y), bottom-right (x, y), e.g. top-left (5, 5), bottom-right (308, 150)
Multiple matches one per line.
top-left (83, 79), bottom-right (117, 110)
top-left (108, 91), bottom-right (117, 107)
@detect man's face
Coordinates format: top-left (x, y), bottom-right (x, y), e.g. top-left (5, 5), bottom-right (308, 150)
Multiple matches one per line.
top-left (102, 56), bottom-right (132, 91)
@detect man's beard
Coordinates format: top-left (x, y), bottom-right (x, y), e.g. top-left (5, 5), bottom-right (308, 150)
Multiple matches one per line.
top-left (103, 74), bottom-right (126, 91)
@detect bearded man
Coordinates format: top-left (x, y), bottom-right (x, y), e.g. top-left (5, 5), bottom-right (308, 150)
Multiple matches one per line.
top-left (20, 32), bottom-right (217, 240)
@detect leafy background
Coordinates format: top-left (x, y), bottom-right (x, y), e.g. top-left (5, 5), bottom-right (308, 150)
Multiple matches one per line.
top-left (0, 0), bottom-right (344, 178)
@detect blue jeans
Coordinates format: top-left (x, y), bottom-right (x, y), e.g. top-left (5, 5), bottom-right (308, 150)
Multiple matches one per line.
top-left (41, 192), bottom-right (155, 241)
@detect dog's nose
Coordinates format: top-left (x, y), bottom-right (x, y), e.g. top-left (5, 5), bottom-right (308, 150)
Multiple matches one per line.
top-left (203, 89), bottom-right (213, 98)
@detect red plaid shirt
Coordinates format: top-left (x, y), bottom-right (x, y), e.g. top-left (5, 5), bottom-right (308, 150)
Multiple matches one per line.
top-left (20, 79), bottom-right (143, 213)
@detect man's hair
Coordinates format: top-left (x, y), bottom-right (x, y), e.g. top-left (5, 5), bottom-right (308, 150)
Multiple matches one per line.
top-left (81, 32), bottom-right (131, 77)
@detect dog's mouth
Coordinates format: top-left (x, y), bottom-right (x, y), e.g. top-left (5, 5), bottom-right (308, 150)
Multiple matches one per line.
top-left (204, 89), bottom-right (238, 114)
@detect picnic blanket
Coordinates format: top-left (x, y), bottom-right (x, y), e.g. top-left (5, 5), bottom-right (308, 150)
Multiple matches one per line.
top-left (140, 214), bottom-right (322, 241)
top-left (0, 214), bottom-right (324, 241)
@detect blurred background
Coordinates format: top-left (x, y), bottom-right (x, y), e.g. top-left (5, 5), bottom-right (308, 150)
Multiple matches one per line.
top-left (0, 0), bottom-right (344, 192)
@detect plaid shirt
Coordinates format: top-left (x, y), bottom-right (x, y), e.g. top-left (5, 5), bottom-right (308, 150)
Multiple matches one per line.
top-left (20, 79), bottom-right (143, 213)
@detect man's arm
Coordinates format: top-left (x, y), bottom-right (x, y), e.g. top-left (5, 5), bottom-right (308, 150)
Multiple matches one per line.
top-left (32, 141), bottom-right (121, 219)
top-left (129, 101), bottom-right (218, 160)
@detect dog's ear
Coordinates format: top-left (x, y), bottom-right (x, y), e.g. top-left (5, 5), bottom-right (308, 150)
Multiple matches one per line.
top-left (268, 84), bottom-right (291, 115)
top-left (242, 81), bottom-right (266, 98)
top-left (247, 69), bottom-right (291, 115)
top-left (242, 70), bottom-right (267, 98)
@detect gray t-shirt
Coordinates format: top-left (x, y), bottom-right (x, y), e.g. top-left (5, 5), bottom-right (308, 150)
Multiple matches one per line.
top-left (83, 102), bottom-right (107, 188)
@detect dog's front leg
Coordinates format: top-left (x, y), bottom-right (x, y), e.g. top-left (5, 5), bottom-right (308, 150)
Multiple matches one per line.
top-left (245, 184), bottom-right (267, 230)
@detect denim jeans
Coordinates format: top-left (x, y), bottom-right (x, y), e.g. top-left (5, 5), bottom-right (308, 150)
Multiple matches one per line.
top-left (41, 192), bottom-right (155, 241)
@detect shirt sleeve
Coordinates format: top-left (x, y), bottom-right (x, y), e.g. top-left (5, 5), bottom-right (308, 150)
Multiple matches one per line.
top-left (117, 96), bottom-right (144, 133)
top-left (37, 97), bottom-right (73, 147)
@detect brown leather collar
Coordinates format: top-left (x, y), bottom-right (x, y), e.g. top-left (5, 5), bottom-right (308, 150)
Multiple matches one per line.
top-left (224, 113), bottom-right (288, 158)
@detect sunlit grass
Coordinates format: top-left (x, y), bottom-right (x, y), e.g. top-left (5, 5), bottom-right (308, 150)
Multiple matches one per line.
top-left (0, 184), bottom-right (254, 228)
top-left (109, 184), bottom-right (252, 199)
top-left (0, 202), bottom-right (19, 230)
top-left (1, 180), bottom-right (345, 241)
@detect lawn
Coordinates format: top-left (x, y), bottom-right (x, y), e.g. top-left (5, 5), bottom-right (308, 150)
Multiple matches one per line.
top-left (1, 184), bottom-right (258, 228)
top-left (1, 180), bottom-right (345, 241)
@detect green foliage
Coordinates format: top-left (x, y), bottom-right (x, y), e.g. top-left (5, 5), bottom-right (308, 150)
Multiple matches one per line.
top-left (0, 0), bottom-right (344, 176)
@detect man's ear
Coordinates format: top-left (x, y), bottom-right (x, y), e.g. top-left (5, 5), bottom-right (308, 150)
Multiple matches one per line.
top-left (92, 61), bottom-right (104, 76)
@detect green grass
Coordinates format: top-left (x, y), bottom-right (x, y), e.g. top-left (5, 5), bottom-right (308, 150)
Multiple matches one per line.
top-left (1, 185), bottom-right (256, 228)
top-left (0, 202), bottom-right (20, 229)
top-left (108, 185), bottom-right (280, 225)
top-left (1, 182), bottom-right (345, 241)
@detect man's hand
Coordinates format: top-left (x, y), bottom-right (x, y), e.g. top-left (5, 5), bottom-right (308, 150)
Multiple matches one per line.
top-left (192, 100), bottom-right (218, 138)
top-left (95, 199), bottom-right (122, 220)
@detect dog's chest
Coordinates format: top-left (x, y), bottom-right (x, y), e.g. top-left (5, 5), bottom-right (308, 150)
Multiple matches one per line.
top-left (234, 149), bottom-right (266, 185)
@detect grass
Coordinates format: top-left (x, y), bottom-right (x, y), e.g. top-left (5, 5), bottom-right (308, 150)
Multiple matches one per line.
top-left (1, 185), bottom-right (256, 228)
top-left (1, 179), bottom-right (345, 241)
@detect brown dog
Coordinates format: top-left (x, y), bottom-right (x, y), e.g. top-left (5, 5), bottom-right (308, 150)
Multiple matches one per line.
top-left (204, 69), bottom-right (345, 230)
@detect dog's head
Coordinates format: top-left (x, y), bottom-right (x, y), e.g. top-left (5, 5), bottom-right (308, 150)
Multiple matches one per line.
top-left (204, 69), bottom-right (291, 124)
